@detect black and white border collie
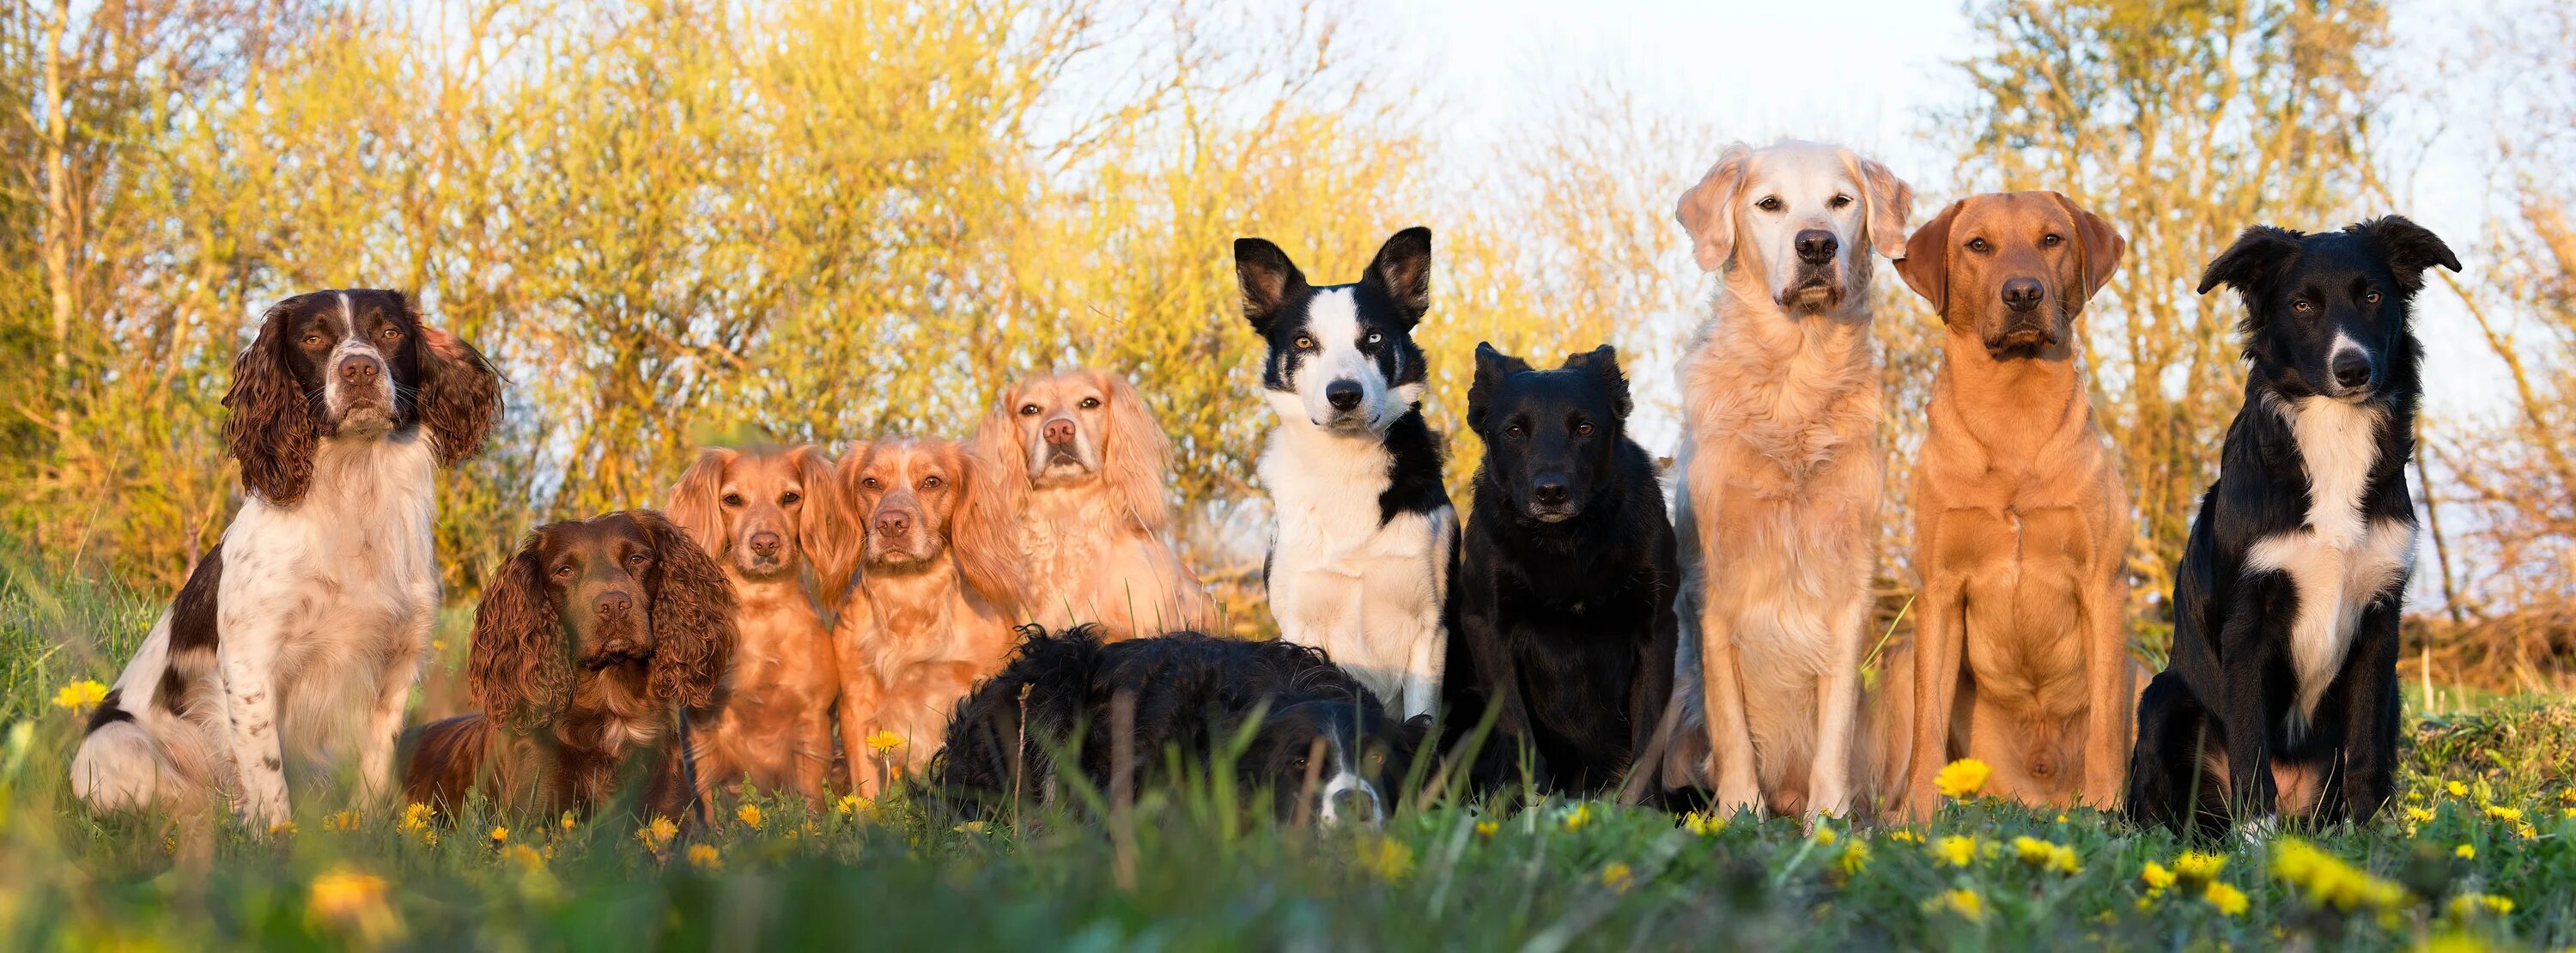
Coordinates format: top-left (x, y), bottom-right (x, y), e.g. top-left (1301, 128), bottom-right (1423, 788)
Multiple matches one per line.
top-left (1233, 227), bottom-right (1455, 720)
top-left (2127, 216), bottom-right (2459, 835)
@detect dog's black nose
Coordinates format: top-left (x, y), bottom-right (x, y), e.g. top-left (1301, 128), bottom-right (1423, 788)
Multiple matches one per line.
top-left (1531, 480), bottom-right (1570, 506)
top-left (748, 531), bottom-right (782, 556)
top-left (2331, 350), bottom-right (2373, 390)
top-left (2001, 277), bottom-right (2044, 312)
top-left (1325, 380), bottom-right (1364, 411)
top-left (1794, 229), bottom-right (1838, 264)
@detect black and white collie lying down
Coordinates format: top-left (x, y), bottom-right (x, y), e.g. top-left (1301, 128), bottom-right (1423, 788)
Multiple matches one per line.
top-left (932, 626), bottom-right (1420, 826)
top-left (1233, 227), bottom-right (1457, 721)
top-left (2128, 216), bottom-right (2459, 834)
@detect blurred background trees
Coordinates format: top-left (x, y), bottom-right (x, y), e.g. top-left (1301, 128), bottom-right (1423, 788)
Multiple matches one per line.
top-left (2, 0), bottom-right (2570, 683)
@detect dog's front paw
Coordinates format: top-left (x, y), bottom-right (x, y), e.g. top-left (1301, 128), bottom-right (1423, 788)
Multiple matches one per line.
top-left (2233, 816), bottom-right (2278, 845)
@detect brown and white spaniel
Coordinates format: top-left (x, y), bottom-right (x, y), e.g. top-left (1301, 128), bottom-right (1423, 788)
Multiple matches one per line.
top-left (829, 439), bottom-right (1024, 796)
top-left (973, 368), bottom-right (1218, 639)
top-left (399, 511), bottom-right (736, 820)
top-left (666, 445), bottom-right (856, 805)
top-left (72, 289), bottom-right (500, 829)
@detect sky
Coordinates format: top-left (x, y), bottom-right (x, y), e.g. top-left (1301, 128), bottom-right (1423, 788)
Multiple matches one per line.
top-left (1392, 0), bottom-right (2522, 425)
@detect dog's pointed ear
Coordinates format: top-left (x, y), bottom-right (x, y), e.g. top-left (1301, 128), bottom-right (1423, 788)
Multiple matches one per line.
top-left (1235, 238), bottom-right (1308, 334)
top-left (1466, 342), bottom-right (1528, 433)
top-left (1897, 199), bottom-right (1962, 320)
top-left (1845, 150), bottom-right (1915, 260)
top-left (2048, 192), bottom-right (2127, 302)
top-left (2349, 215), bottom-right (2461, 292)
top-left (2196, 224), bottom-right (2305, 297)
top-left (1562, 344), bottom-right (1632, 423)
top-left (1363, 227), bottom-right (1434, 327)
top-left (1676, 143), bottom-right (1752, 272)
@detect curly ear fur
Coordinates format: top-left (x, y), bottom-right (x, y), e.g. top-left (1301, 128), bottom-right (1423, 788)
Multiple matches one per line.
top-left (1844, 149), bottom-right (1916, 260)
top-left (469, 545), bottom-right (572, 732)
top-left (950, 442), bottom-right (1029, 616)
top-left (630, 510), bottom-right (738, 709)
top-left (1897, 199), bottom-right (1962, 319)
top-left (1675, 143), bottom-right (1752, 272)
top-left (665, 447), bottom-right (737, 561)
top-left (223, 299), bottom-right (322, 505)
top-left (788, 444), bottom-right (860, 603)
top-left (1561, 344), bottom-right (1631, 423)
top-left (414, 316), bottom-right (502, 467)
top-left (1466, 342), bottom-right (1532, 434)
top-left (1097, 372), bottom-right (1175, 533)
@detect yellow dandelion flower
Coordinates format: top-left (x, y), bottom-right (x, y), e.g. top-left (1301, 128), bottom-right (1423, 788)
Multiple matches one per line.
top-left (2407, 789), bottom-right (2426, 802)
top-left (2173, 851), bottom-right (2227, 884)
top-left (953, 820), bottom-right (990, 835)
top-left (1887, 829), bottom-right (1920, 843)
top-left (686, 843), bottom-right (721, 871)
top-left (2204, 881), bottom-right (2249, 917)
top-left (1601, 862), bottom-right (1633, 891)
top-left (561, 811), bottom-right (577, 830)
top-left (399, 802), bottom-right (435, 832)
top-left (835, 794), bottom-right (866, 817)
top-left (2010, 836), bottom-right (2079, 875)
top-left (2561, 788), bottom-right (2576, 806)
top-left (736, 803), bottom-right (764, 830)
top-left (431, 639), bottom-right (447, 654)
top-left (1562, 804), bottom-right (1595, 833)
top-left (1933, 835), bottom-right (1978, 868)
top-left (2515, 822), bottom-right (2537, 840)
top-left (2482, 804), bottom-right (2523, 824)
top-left (1681, 811), bottom-right (1724, 837)
top-left (2453, 843), bottom-right (2476, 859)
top-left (323, 810), bottom-right (362, 833)
top-left (2445, 780), bottom-right (2469, 798)
top-left (307, 868), bottom-right (400, 943)
top-left (1361, 837), bottom-right (1414, 882)
top-left (1475, 819), bottom-right (1499, 839)
top-left (865, 731), bottom-right (905, 755)
top-left (51, 680), bottom-right (108, 713)
top-left (1836, 839), bottom-right (1871, 878)
top-left (2446, 892), bottom-right (2512, 920)
top-left (637, 816), bottom-right (678, 852)
top-left (2270, 837), bottom-right (2410, 912)
top-left (1927, 888), bottom-right (1985, 922)
top-left (1933, 758), bottom-right (1991, 800)
top-left (2140, 860), bottom-right (2177, 897)
top-left (504, 844), bottom-right (544, 871)
top-left (2405, 805), bottom-right (2437, 824)
top-left (1812, 824), bottom-right (1838, 846)
top-left (269, 820), bottom-right (297, 837)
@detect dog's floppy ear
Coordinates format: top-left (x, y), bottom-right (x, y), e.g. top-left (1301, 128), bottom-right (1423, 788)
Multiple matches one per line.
top-left (1466, 342), bottom-right (1530, 434)
top-left (2196, 224), bottom-right (2306, 297)
top-left (1097, 371), bottom-right (1176, 533)
top-left (468, 538), bottom-right (572, 731)
top-left (1844, 149), bottom-right (1916, 260)
top-left (631, 510), bottom-right (738, 710)
top-left (952, 442), bottom-right (1029, 616)
top-left (409, 301), bottom-right (502, 467)
top-left (788, 444), bottom-right (862, 603)
top-left (1234, 238), bottom-right (1309, 334)
top-left (665, 447), bottom-right (737, 561)
top-left (1897, 199), bottom-right (1962, 319)
top-left (2043, 192), bottom-right (2127, 303)
top-left (2349, 215), bottom-right (2462, 292)
top-left (1363, 227), bottom-right (1434, 328)
top-left (224, 295), bottom-right (323, 505)
top-left (1561, 345), bottom-right (1632, 423)
top-left (1675, 143), bottom-right (1752, 272)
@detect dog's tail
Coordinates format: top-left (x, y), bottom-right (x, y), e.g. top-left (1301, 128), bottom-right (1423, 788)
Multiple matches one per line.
top-left (72, 707), bottom-right (194, 814)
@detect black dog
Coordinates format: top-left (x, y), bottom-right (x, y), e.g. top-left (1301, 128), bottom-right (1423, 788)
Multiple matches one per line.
top-left (932, 626), bottom-right (1418, 825)
top-left (2127, 216), bottom-right (2458, 835)
top-left (1442, 343), bottom-right (1678, 794)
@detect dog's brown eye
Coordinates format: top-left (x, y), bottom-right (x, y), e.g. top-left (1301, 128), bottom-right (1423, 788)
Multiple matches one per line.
top-left (2042, 234), bottom-right (2063, 247)
top-left (1019, 404), bottom-right (1040, 416)
top-left (2364, 291), bottom-right (2382, 304)
top-left (1080, 397), bottom-right (1101, 410)
top-left (380, 327), bottom-right (401, 340)
top-left (1829, 194), bottom-right (1853, 209)
top-left (780, 492), bottom-right (800, 506)
top-left (1295, 336), bottom-right (1315, 350)
top-left (554, 564), bottom-right (574, 579)
top-left (921, 476), bottom-right (943, 489)
top-left (2293, 300), bottom-right (2312, 313)
top-left (1756, 196), bottom-right (1782, 211)
top-left (1574, 422), bottom-right (1594, 436)
top-left (301, 333), bottom-right (324, 346)
top-left (721, 493), bottom-right (744, 507)
top-left (861, 477), bottom-right (880, 489)
top-left (628, 553), bottom-right (650, 567)
top-left (1504, 425), bottom-right (1525, 439)
top-left (1967, 238), bottom-right (1991, 253)
top-left (1291, 756), bottom-right (1307, 769)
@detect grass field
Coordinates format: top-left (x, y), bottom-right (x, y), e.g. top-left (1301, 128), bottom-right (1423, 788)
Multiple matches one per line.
top-left (5, 565), bottom-right (2574, 950)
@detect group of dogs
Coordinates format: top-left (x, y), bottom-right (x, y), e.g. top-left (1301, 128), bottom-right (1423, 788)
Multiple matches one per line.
top-left (68, 139), bottom-right (2458, 841)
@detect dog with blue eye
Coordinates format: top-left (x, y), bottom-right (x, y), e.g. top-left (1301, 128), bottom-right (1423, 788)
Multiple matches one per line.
top-left (1442, 343), bottom-right (1679, 794)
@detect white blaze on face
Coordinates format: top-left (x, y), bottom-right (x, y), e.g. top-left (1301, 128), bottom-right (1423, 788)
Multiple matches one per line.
top-left (1314, 731), bottom-right (1385, 828)
top-left (1739, 143), bottom-right (1873, 300)
top-left (325, 291), bottom-right (395, 428)
top-left (2328, 330), bottom-right (2372, 396)
top-left (1290, 288), bottom-right (1393, 432)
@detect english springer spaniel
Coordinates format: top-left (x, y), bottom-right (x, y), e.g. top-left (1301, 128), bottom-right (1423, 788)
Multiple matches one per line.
top-left (72, 289), bottom-right (501, 829)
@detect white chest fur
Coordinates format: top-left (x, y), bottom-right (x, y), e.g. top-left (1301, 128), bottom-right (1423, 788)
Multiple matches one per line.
top-left (1257, 419), bottom-right (1451, 717)
top-left (2244, 397), bottom-right (2415, 725)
